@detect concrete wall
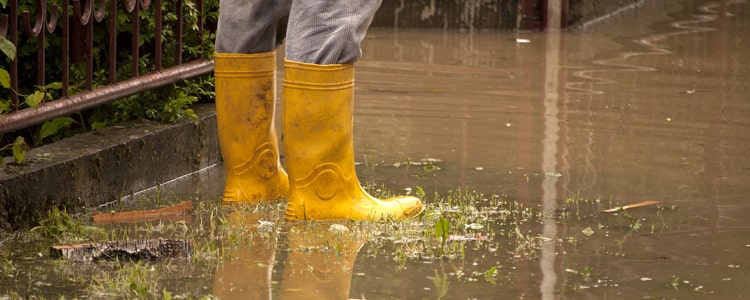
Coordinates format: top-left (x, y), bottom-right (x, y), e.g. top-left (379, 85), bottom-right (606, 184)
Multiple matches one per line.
top-left (0, 104), bottom-right (220, 231)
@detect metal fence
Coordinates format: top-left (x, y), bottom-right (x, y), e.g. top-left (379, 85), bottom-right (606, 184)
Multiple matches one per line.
top-left (0, 0), bottom-right (214, 134)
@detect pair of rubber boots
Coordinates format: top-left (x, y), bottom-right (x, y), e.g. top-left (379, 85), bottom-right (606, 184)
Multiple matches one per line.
top-left (215, 52), bottom-right (423, 220)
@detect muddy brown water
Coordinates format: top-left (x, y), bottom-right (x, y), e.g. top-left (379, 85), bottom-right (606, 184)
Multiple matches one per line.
top-left (2, 0), bottom-right (750, 298)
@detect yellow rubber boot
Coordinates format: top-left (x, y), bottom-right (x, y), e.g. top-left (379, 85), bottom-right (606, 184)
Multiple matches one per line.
top-left (214, 52), bottom-right (289, 203)
top-left (282, 59), bottom-right (423, 220)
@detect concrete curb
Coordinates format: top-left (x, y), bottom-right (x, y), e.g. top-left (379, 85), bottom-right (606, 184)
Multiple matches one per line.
top-left (0, 104), bottom-right (220, 232)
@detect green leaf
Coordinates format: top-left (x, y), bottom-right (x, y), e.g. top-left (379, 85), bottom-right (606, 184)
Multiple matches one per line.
top-left (0, 99), bottom-right (10, 114)
top-left (12, 136), bottom-right (28, 164)
top-left (484, 266), bottom-right (497, 277)
top-left (415, 186), bottom-right (426, 200)
top-left (0, 68), bottom-right (10, 88)
top-left (423, 164), bottom-right (441, 172)
top-left (36, 117), bottom-right (75, 145)
top-left (483, 266), bottom-right (498, 284)
top-left (582, 227), bottom-right (595, 237)
top-left (162, 289), bottom-right (172, 300)
top-left (24, 90), bottom-right (46, 109)
top-left (434, 216), bottom-right (450, 242)
top-left (90, 120), bottom-right (108, 129)
top-left (44, 82), bottom-right (62, 90)
top-left (0, 37), bottom-right (16, 60)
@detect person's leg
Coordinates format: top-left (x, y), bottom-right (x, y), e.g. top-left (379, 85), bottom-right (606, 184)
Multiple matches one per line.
top-left (281, 0), bottom-right (423, 220)
top-left (214, 0), bottom-right (292, 203)
top-left (215, 0), bottom-right (291, 54)
top-left (284, 0), bottom-right (379, 64)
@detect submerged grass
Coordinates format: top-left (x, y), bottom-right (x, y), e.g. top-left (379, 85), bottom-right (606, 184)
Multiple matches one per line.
top-left (360, 186), bottom-right (541, 262)
top-left (87, 260), bottom-right (163, 298)
top-left (0, 184), bottom-right (678, 298)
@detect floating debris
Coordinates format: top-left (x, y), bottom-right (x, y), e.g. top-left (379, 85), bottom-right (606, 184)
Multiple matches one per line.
top-left (92, 201), bottom-right (192, 225)
top-left (601, 200), bottom-right (661, 213)
top-left (51, 239), bottom-right (192, 262)
top-left (448, 234), bottom-right (488, 241)
top-left (257, 220), bottom-right (275, 233)
top-left (328, 224), bottom-right (350, 234)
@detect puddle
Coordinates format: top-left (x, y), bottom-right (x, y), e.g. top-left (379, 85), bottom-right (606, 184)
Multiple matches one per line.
top-left (2, 0), bottom-right (750, 298)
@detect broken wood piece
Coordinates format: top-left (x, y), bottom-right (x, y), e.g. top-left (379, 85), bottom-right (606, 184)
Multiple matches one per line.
top-left (51, 238), bottom-right (192, 262)
top-left (601, 200), bottom-right (662, 213)
top-left (92, 200), bottom-right (192, 225)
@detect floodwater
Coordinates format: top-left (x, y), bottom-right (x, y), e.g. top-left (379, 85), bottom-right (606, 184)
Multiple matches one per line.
top-left (353, 0), bottom-right (750, 297)
top-left (2, 0), bottom-right (750, 298)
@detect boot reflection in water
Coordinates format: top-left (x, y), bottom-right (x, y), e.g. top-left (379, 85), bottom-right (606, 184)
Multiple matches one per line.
top-left (279, 223), bottom-right (366, 299)
top-left (212, 208), bottom-right (276, 299)
top-left (214, 0), bottom-right (424, 219)
top-left (212, 210), bottom-right (366, 300)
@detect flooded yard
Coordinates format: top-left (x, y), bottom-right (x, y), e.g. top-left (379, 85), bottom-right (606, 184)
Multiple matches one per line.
top-left (1, 0), bottom-right (749, 298)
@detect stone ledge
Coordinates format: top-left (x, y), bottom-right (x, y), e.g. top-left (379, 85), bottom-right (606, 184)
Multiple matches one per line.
top-left (0, 104), bottom-right (220, 231)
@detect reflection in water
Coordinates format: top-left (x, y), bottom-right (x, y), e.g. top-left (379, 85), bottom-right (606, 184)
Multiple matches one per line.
top-left (539, 28), bottom-right (564, 298)
top-left (354, 0), bottom-right (750, 297)
top-left (213, 211), bottom-right (275, 299)
top-left (185, 1), bottom-right (749, 297)
top-left (213, 208), bottom-right (365, 300)
top-left (360, 1), bottom-right (748, 208)
top-left (565, 0), bottom-right (748, 242)
top-left (277, 224), bottom-right (365, 299)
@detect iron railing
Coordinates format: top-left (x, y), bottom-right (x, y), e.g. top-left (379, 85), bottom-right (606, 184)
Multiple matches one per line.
top-left (0, 0), bottom-right (214, 134)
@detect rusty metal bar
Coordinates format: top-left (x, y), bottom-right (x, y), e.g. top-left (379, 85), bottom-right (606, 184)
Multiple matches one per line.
top-left (21, 0), bottom-right (54, 87)
top-left (0, 59), bottom-right (213, 134)
top-left (154, 0), bottom-right (162, 70)
top-left (197, 0), bottom-right (203, 50)
top-left (73, 0), bottom-right (94, 90)
top-left (9, 0), bottom-right (19, 105)
top-left (131, 0), bottom-right (140, 77)
top-left (0, 0), bottom-right (214, 134)
top-left (108, 0), bottom-right (116, 84)
top-left (61, 0), bottom-right (69, 97)
top-left (174, 0), bottom-right (183, 64)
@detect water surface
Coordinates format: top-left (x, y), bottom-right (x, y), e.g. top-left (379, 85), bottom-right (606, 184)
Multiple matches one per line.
top-left (2, 0), bottom-right (749, 298)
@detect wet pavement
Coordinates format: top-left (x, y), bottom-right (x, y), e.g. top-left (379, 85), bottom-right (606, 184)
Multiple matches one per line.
top-left (2, 0), bottom-right (750, 298)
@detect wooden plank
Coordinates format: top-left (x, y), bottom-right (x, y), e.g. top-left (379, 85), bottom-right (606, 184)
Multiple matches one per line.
top-left (601, 200), bottom-right (662, 213)
top-left (51, 239), bottom-right (192, 262)
top-left (92, 200), bottom-right (192, 225)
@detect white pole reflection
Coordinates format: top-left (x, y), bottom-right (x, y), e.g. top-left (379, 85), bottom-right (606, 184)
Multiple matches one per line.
top-left (540, 3), bottom-right (564, 298)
